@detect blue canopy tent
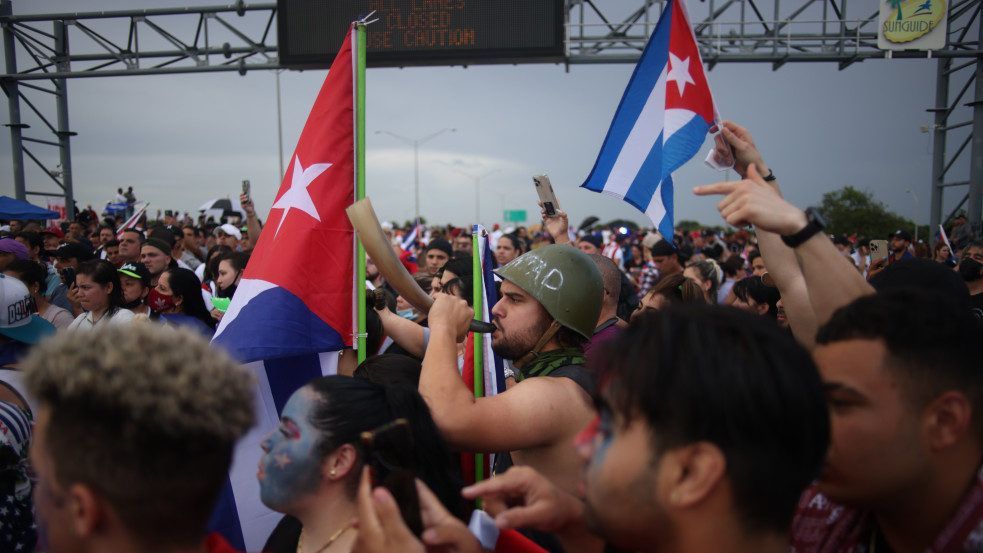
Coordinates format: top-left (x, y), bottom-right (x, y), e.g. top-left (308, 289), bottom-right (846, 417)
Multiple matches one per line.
top-left (0, 196), bottom-right (60, 220)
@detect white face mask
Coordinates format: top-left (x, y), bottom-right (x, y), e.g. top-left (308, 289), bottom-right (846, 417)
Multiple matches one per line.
top-left (396, 308), bottom-right (417, 320)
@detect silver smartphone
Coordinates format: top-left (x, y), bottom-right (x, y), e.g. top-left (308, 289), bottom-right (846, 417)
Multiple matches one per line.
top-left (533, 174), bottom-right (559, 217)
top-left (869, 239), bottom-right (889, 265)
top-left (242, 179), bottom-right (251, 197)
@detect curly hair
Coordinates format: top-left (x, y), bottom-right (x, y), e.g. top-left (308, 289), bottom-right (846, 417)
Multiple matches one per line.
top-left (23, 324), bottom-right (255, 549)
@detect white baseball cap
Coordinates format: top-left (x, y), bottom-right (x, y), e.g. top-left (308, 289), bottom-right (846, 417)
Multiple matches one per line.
top-left (213, 223), bottom-right (242, 241)
top-left (0, 274), bottom-right (55, 344)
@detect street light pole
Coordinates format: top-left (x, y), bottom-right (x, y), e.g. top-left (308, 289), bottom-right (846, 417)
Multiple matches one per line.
top-left (455, 168), bottom-right (501, 224)
top-left (907, 188), bottom-right (920, 243)
top-left (376, 128), bottom-right (456, 224)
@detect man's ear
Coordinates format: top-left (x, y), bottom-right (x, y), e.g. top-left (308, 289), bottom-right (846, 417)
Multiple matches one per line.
top-left (68, 483), bottom-right (107, 538)
top-left (756, 302), bottom-right (770, 317)
top-left (924, 390), bottom-right (973, 451)
top-left (663, 442), bottom-right (726, 509)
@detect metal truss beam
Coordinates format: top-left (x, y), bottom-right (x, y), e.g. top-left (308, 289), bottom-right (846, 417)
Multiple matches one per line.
top-left (1, 0), bottom-right (980, 237)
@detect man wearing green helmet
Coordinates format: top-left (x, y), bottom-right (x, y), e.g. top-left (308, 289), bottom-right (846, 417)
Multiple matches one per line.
top-left (420, 244), bottom-right (605, 553)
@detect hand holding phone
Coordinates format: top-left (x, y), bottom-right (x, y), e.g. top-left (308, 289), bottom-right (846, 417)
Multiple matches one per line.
top-left (61, 267), bottom-right (76, 289)
top-left (533, 174), bottom-right (560, 218)
top-left (869, 239), bottom-right (889, 266)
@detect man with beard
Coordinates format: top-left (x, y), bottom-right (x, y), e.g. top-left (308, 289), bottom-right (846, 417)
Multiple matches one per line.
top-left (420, 244), bottom-right (604, 553)
top-left (457, 305), bottom-right (829, 553)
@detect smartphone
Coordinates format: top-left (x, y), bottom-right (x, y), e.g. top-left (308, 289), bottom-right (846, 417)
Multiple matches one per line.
top-left (242, 179), bottom-right (251, 197)
top-left (533, 174), bottom-right (559, 217)
top-left (361, 419), bottom-right (422, 535)
top-left (62, 267), bottom-right (76, 289)
top-left (869, 239), bottom-right (889, 265)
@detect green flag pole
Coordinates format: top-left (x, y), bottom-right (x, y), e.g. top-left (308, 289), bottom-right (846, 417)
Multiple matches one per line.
top-left (355, 22), bottom-right (368, 363)
top-left (472, 226), bottom-right (485, 483)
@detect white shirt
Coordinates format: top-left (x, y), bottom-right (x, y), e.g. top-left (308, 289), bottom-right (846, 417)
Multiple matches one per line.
top-left (67, 308), bottom-right (136, 331)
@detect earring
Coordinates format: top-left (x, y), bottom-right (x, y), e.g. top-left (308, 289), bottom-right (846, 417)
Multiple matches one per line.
top-left (330, 469), bottom-right (337, 478)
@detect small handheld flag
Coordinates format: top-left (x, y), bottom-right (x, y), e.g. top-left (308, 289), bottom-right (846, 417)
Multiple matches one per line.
top-left (581, 0), bottom-right (720, 239)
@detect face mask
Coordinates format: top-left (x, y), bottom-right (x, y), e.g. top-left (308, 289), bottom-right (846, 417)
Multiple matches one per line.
top-left (959, 259), bottom-right (983, 282)
top-left (396, 308), bottom-right (417, 320)
top-left (147, 288), bottom-right (175, 313)
top-left (122, 297), bottom-right (143, 310)
top-left (217, 282), bottom-right (238, 299)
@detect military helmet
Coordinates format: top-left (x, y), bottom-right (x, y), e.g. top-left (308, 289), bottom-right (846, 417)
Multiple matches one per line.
top-left (494, 244), bottom-right (603, 340)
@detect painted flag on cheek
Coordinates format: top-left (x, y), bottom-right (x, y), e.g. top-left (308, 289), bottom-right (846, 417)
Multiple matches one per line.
top-left (207, 25), bottom-right (357, 552)
top-left (581, 0), bottom-right (720, 240)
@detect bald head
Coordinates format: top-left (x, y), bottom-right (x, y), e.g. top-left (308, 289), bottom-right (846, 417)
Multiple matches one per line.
top-left (588, 253), bottom-right (621, 312)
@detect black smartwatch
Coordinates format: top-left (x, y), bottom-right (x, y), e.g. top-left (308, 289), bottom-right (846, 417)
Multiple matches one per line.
top-left (781, 207), bottom-right (826, 248)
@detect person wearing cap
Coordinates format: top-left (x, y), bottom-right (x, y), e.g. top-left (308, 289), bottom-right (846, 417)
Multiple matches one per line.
top-left (117, 228), bottom-right (143, 264)
top-left (66, 259), bottom-right (136, 331)
top-left (213, 223), bottom-right (242, 249)
top-left (575, 234), bottom-right (602, 255)
top-left (4, 260), bottom-right (74, 331)
top-left (117, 261), bottom-right (153, 317)
top-left (889, 229), bottom-right (914, 262)
top-left (648, 238), bottom-right (684, 278)
top-left (39, 227), bottom-right (64, 252)
top-left (141, 237), bottom-right (176, 287)
top-left (0, 238), bottom-right (29, 271)
top-left (0, 274), bottom-right (57, 366)
top-left (420, 244), bottom-right (605, 553)
top-left (423, 237), bottom-right (453, 275)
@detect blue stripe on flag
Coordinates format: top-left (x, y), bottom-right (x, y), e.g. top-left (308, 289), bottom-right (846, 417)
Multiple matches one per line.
top-left (662, 115), bottom-right (713, 176)
top-left (265, 353), bottom-right (327, 412)
top-left (658, 175), bottom-right (675, 240)
top-left (581, 6), bottom-right (673, 191)
top-left (622, 129), bottom-right (666, 212)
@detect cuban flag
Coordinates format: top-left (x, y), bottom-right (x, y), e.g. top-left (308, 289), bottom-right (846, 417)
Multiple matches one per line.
top-left (401, 219), bottom-right (420, 251)
top-left (208, 26), bottom-right (357, 551)
top-left (581, 0), bottom-right (720, 240)
top-left (114, 203), bottom-right (147, 239)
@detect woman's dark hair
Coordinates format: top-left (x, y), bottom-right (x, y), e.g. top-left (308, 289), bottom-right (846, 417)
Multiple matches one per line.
top-left (500, 234), bottom-right (523, 254)
top-left (78, 259), bottom-right (124, 313)
top-left (203, 245), bottom-right (233, 283)
top-left (4, 259), bottom-right (46, 291)
top-left (220, 251), bottom-right (250, 273)
top-left (686, 260), bottom-right (723, 304)
top-left (595, 304), bottom-right (828, 534)
top-left (306, 375), bottom-right (468, 521)
top-left (164, 267), bottom-right (216, 330)
top-left (649, 273), bottom-right (707, 305)
top-left (722, 255), bottom-right (745, 278)
top-left (439, 257), bottom-right (474, 306)
top-left (732, 276), bottom-right (780, 319)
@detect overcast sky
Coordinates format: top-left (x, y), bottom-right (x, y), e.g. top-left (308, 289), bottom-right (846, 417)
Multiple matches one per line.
top-left (1, 0), bottom-right (963, 233)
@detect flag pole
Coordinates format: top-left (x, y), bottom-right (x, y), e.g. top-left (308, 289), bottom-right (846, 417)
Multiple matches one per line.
top-left (355, 21), bottom-right (368, 363)
top-left (472, 225), bottom-right (485, 483)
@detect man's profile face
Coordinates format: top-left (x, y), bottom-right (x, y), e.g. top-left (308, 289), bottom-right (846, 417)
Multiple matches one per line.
top-left (215, 232), bottom-right (238, 248)
top-left (365, 256), bottom-right (379, 280)
top-left (577, 241), bottom-right (599, 255)
top-left (425, 249), bottom-right (449, 274)
top-left (812, 339), bottom-right (927, 507)
top-left (453, 237), bottom-right (472, 254)
top-left (30, 406), bottom-right (74, 553)
top-left (963, 246), bottom-right (983, 264)
top-left (577, 407), bottom-right (667, 550)
top-left (750, 257), bottom-right (767, 277)
top-left (490, 280), bottom-right (551, 360)
top-left (651, 254), bottom-right (679, 275)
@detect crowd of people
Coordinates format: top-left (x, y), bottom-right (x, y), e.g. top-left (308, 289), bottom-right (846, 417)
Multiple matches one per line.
top-left (1, 120), bottom-right (982, 553)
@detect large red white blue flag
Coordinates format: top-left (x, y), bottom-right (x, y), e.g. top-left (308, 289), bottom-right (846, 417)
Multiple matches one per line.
top-left (208, 26), bottom-right (357, 551)
top-left (581, 0), bottom-right (719, 239)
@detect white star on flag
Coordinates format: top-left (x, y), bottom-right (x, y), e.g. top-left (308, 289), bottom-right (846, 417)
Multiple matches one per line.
top-left (271, 155), bottom-right (332, 238)
top-left (666, 52), bottom-right (696, 97)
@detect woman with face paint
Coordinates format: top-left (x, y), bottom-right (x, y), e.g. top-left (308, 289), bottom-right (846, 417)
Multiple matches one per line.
top-left (258, 372), bottom-right (468, 553)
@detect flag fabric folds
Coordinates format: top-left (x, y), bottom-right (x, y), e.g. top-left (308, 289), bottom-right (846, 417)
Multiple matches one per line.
top-left (401, 219), bottom-right (420, 251)
top-left (208, 25), bottom-right (357, 552)
top-left (581, 0), bottom-right (719, 240)
top-left (114, 203), bottom-right (147, 239)
top-left (460, 225), bottom-right (505, 484)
